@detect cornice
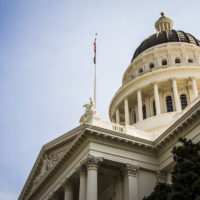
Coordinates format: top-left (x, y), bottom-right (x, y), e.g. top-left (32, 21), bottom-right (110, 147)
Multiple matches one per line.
top-left (109, 66), bottom-right (200, 118)
top-left (123, 42), bottom-right (200, 82)
top-left (21, 125), bottom-right (156, 200)
top-left (20, 99), bottom-right (200, 199)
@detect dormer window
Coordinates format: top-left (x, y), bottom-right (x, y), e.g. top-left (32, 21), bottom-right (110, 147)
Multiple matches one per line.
top-left (188, 58), bottom-right (193, 63)
top-left (162, 59), bottom-right (167, 65)
top-left (139, 68), bottom-right (143, 73)
top-left (150, 63), bottom-right (155, 69)
top-left (175, 58), bottom-right (181, 64)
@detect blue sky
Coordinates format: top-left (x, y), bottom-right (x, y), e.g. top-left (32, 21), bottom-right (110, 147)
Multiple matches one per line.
top-left (1, 0), bottom-right (200, 199)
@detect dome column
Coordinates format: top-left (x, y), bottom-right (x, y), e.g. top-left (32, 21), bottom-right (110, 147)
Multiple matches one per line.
top-left (115, 108), bottom-right (120, 124)
top-left (153, 83), bottom-right (161, 115)
top-left (172, 79), bottom-right (181, 112)
top-left (191, 77), bottom-right (198, 98)
top-left (137, 90), bottom-right (143, 121)
top-left (124, 98), bottom-right (130, 125)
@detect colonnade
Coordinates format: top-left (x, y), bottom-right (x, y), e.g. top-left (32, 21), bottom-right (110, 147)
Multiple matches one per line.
top-left (48, 156), bottom-right (139, 200)
top-left (115, 78), bottom-right (199, 125)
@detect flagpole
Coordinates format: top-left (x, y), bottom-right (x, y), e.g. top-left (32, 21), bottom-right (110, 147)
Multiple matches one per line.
top-left (94, 33), bottom-right (97, 109)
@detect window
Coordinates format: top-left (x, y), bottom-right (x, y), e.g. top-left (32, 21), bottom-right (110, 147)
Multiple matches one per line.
top-left (133, 112), bottom-right (136, 123)
top-left (153, 100), bottom-right (156, 116)
top-left (150, 63), bottom-right (154, 69)
top-left (139, 68), bottom-right (143, 73)
top-left (175, 58), bottom-right (181, 64)
top-left (162, 59), bottom-right (167, 65)
top-left (180, 94), bottom-right (188, 109)
top-left (166, 96), bottom-right (173, 112)
top-left (143, 105), bottom-right (146, 119)
top-left (188, 58), bottom-right (193, 63)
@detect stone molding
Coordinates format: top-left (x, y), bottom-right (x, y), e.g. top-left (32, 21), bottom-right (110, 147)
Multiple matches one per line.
top-left (109, 66), bottom-right (200, 118)
top-left (122, 164), bottom-right (139, 177)
top-left (156, 171), bottom-right (167, 183)
top-left (82, 154), bottom-right (103, 170)
top-left (61, 178), bottom-right (73, 191)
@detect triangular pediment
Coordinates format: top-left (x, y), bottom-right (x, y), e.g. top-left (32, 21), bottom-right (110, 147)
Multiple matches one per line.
top-left (19, 124), bottom-right (87, 199)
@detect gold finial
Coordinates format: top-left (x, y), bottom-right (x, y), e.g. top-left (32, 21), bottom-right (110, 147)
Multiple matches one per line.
top-left (161, 12), bottom-right (164, 17)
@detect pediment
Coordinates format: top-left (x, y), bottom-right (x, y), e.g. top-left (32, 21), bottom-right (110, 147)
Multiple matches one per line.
top-left (20, 125), bottom-right (86, 199)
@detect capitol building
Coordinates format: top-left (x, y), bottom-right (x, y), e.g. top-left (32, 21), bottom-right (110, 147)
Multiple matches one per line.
top-left (19, 13), bottom-right (200, 200)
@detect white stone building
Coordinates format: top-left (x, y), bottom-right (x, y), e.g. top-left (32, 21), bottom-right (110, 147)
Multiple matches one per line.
top-left (19, 13), bottom-right (200, 200)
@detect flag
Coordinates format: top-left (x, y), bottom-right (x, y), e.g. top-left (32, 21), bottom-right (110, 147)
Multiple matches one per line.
top-left (93, 36), bottom-right (97, 64)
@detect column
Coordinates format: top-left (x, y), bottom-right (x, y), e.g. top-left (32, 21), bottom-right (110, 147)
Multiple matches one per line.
top-left (191, 77), bottom-right (198, 98)
top-left (79, 169), bottom-right (87, 200)
top-left (116, 108), bottom-right (120, 124)
top-left (137, 90), bottom-right (143, 121)
top-left (134, 105), bottom-right (138, 123)
top-left (63, 179), bottom-right (73, 200)
top-left (48, 192), bottom-right (59, 200)
top-left (153, 83), bottom-right (161, 115)
top-left (124, 98), bottom-right (130, 125)
top-left (114, 175), bottom-right (123, 200)
top-left (145, 97), bottom-right (150, 118)
top-left (172, 79), bottom-right (181, 112)
top-left (157, 171), bottom-right (167, 184)
top-left (123, 164), bottom-right (139, 200)
top-left (86, 155), bottom-right (103, 200)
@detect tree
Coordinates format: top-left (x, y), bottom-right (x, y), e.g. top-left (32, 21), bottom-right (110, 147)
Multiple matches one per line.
top-left (143, 138), bottom-right (200, 200)
top-left (143, 183), bottom-right (171, 200)
top-left (169, 138), bottom-right (200, 200)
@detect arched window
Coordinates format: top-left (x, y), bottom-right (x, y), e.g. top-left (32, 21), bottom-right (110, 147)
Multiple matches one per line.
top-left (150, 63), bottom-right (154, 69)
top-left (133, 112), bottom-right (136, 123)
top-left (180, 94), bottom-right (188, 109)
top-left (139, 68), bottom-right (143, 73)
top-left (162, 59), bottom-right (167, 66)
top-left (143, 105), bottom-right (146, 119)
top-left (175, 58), bottom-right (181, 64)
top-left (166, 96), bottom-right (173, 112)
top-left (153, 100), bottom-right (156, 116)
top-left (188, 58), bottom-right (193, 63)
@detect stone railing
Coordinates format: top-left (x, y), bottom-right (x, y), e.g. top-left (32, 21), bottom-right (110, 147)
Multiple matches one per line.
top-left (94, 119), bottom-right (126, 134)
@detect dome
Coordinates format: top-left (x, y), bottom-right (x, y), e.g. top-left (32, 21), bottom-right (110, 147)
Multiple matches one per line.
top-left (131, 13), bottom-right (200, 62)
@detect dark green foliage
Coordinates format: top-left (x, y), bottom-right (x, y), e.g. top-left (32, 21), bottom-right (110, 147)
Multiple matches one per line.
top-left (143, 138), bottom-right (200, 200)
top-left (143, 183), bottom-right (171, 200)
top-left (169, 138), bottom-right (200, 200)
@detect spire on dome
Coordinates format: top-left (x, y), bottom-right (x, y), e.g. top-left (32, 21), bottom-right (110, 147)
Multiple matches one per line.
top-left (155, 12), bottom-right (174, 32)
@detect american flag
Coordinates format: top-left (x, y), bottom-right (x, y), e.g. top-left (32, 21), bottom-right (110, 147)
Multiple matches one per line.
top-left (93, 37), bottom-right (97, 64)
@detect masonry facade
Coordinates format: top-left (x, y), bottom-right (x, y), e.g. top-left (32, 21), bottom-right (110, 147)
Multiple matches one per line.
top-left (19, 13), bottom-right (200, 200)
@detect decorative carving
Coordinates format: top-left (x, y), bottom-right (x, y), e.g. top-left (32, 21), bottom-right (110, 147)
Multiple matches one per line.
top-left (32, 151), bottom-right (64, 189)
top-left (157, 171), bottom-right (167, 183)
top-left (61, 178), bottom-right (73, 191)
top-left (122, 164), bottom-right (139, 177)
top-left (82, 154), bottom-right (103, 170)
top-left (79, 98), bottom-right (96, 125)
top-left (48, 191), bottom-right (58, 200)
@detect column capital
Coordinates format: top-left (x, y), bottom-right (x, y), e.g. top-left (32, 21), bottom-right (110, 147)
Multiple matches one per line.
top-left (82, 155), bottom-right (103, 170)
top-left (156, 171), bottom-right (167, 183)
top-left (170, 77), bottom-right (176, 81)
top-left (122, 164), bottom-right (139, 177)
top-left (190, 76), bottom-right (196, 80)
top-left (48, 191), bottom-right (58, 200)
top-left (61, 178), bottom-right (73, 191)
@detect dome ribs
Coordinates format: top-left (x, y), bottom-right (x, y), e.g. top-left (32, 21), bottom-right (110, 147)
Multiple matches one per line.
top-left (131, 30), bottom-right (200, 62)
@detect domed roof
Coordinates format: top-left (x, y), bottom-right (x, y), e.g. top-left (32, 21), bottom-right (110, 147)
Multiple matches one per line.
top-left (131, 13), bottom-right (200, 62)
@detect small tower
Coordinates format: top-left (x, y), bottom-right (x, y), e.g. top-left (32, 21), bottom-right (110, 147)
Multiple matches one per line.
top-left (155, 12), bottom-right (174, 32)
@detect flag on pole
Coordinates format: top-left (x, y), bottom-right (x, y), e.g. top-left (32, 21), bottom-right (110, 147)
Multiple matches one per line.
top-left (93, 35), bottom-right (97, 64)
